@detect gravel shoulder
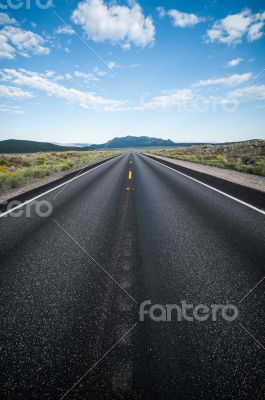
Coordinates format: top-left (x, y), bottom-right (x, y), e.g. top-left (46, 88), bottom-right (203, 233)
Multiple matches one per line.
top-left (147, 154), bottom-right (265, 193)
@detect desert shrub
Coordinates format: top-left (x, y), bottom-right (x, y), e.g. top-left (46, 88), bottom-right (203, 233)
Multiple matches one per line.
top-left (240, 165), bottom-right (263, 175)
top-left (225, 162), bottom-right (236, 170)
top-left (59, 163), bottom-right (71, 171)
top-left (149, 144), bottom-right (265, 177)
top-left (2, 175), bottom-right (22, 190)
top-left (242, 156), bottom-right (256, 165)
top-left (36, 156), bottom-right (45, 165)
top-left (0, 158), bottom-right (8, 166)
top-left (22, 159), bottom-right (31, 167)
top-left (0, 151), bottom-right (118, 191)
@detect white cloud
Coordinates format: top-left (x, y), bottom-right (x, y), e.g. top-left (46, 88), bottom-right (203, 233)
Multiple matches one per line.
top-left (227, 58), bottom-right (243, 67)
top-left (230, 85), bottom-right (265, 101)
top-left (0, 104), bottom-right (24, 114)
top-left (0, 34), bottom-right (15, 59)
top-left (144, 89), bottom-right (195, 110)
top-left (206, 9), bottom-right (265, 45)
top-left (247, 21), bottom-right (264, 41)
top-left (168, 10), bottom-right (203, 28)
top-left (71, 0), bottom-right (155, 48)
top-left (156, 7), bottom-right (203, 28)
top-left (193, 72), bottom-right (252, 87)
top-left (156, 7), bottom-right (166, 18)
top-left (130, 63), bottom-right (141, 68)
top-left (0, 68), bottom-right (125, 111)
top-left (107, 61), bottom-right (119, 70)
top-left (121, 42), bottom-right (131, 50)
top-left (64, 73), bottom-right (72, 80)
top-left (93, 66), bottom-right (107, 77)
top-left (74, 70), bottom-right (99, 81)
top-left (56, 25), bottom-right (75, 35)
top-left (0, 13), bottom-right (16, 25)
top-left (0, 26), bottom-right (49, 59)
top-left (45, 70), bottom-right (56, 78)
top-left (142, 71), bottom-right (262, 111)
top-left (0, 84), bottom-right (33, 98)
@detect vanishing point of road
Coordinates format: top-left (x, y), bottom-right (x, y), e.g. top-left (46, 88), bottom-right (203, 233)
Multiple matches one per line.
top-left (0, 153), bottom-right (264, 399)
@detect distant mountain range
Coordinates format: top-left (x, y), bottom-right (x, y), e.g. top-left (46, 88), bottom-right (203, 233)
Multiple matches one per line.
top-left (0, 137), bottom-right (257, 154)
top-left (0, 140), bottom-right (82, 154)
top-left (0, 137), bottom-right (180, 153)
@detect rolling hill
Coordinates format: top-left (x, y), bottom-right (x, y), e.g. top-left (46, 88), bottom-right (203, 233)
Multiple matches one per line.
top-left (0, 139), bottom-right (81, 154)
top-left (0, 136), bottom-right (181, 153)
top-left (0, 137), bottom-right (260, 153)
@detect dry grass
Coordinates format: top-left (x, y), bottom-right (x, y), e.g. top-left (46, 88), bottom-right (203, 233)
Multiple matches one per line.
top-left (0, 150), bottom-right (118, 192)
top-left (147, 140), bottom-right (265, 177)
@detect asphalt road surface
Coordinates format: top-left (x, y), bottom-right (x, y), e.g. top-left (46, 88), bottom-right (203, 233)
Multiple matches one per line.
top-left (0, 153), bottom-right (264, 400)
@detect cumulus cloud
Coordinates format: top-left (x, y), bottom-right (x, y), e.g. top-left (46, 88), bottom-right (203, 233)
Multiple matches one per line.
top-left (227, 58), bottom-right (243, 67)
top-left (230, 85), bottom-right (265, 101)
top-left (0, 84), bottom-right (33, 98)
top-left (144, 89), bottom-right (195, 110)
top-left (74, 70), bottom-right (99, 81)
top-left (0, 68), bottom-right (125, 111)
top-left (0, 26), bottom-right (49, 59)
top-left (107, 61), bottom-right (119, 70)
top-left (193, 73), bottom-right (252, 87)
top-left (64, 73), bottom-right (72, 80)
top-left (56, 25), bottom-right (75, 35)
top-left (156, 7), bottom-right (166, 18)
top-left (156, 7), bottom-right (203, 28)
top-left (168, 10), bottom-right (203, 28)
top-left (142, 71), bottom-right (262, 111)
top-left (206, 9), bottom-right (265, 45)
top-left (0, 104), bottom-right (24, 114)
top-left (0, 34), bottom-right (15, 59)
top-left (0, 13), bottom-right (16, 25)
top-left (71, 0), bottom-right (155, 48)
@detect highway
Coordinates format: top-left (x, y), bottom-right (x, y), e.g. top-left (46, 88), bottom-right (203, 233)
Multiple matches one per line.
top-left (0, 153), bottom-right (264, 400)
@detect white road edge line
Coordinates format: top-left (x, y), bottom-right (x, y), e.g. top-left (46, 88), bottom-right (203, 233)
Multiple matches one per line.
top-left (146, 156), bottom-right (265, 216)
top-left (0, 156), bottom-right (120, 219)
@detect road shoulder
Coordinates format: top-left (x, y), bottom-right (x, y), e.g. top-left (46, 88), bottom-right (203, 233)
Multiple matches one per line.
top-left (144, 154), bottom-right (265, 193)
top-left (143, 153), bottom-right (265, 212)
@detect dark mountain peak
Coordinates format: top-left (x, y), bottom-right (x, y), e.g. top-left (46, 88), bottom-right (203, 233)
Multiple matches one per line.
top-left (89, 136), bottom-right (177, 149)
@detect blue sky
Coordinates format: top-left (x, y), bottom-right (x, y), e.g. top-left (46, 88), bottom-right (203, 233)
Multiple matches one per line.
top-left (0, 0), bottom-right (264, 144)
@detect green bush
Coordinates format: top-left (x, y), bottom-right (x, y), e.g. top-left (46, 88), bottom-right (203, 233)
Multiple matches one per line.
top-left (149, 149), bottom-right (265, 177)
top-left (0, 150), bottom-right (118, 191)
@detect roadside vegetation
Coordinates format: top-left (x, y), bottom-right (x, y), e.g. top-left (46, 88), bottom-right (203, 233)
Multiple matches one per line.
top-left (147, 140), bottom-right (265, 177)
top-left (0, 151), bottom-right (118, 192)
